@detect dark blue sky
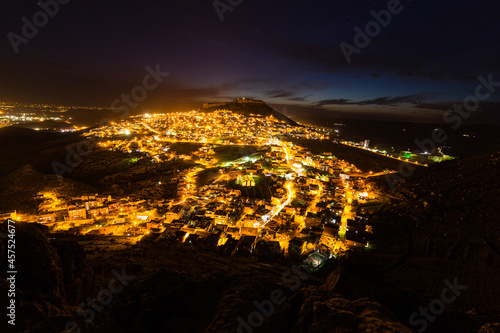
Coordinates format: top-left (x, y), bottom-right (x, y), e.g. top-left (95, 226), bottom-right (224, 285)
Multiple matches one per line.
top-left (1, 0), bottom-right (499, 123)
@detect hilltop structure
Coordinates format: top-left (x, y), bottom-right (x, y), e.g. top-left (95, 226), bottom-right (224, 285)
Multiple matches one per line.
top-left (200, 98), bottom-right (300, 126)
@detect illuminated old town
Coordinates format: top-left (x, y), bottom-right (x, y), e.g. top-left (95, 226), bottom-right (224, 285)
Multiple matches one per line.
top-left (7, 101), bottom-right (382, 271)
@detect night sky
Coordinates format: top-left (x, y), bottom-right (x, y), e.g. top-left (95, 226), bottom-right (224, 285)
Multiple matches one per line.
top-left (1, 0), bottom-right (499, 123)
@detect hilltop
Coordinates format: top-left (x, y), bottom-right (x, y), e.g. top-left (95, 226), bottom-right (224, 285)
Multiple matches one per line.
top-left (199, 98), bottom-right (300, 126)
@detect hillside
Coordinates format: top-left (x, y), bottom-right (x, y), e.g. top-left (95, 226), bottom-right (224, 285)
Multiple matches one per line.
top-left (352, 152), bottom-right (500, 332)
top-left (0, 126), bottom-right (84, 177)
top-left (199, 98), bottom-right (300, 126)
top-left (373, 151), bottom-right (500, 233)
top-left (11, 120), bottom-right (75, 130)
top-left (0, 164), bottom-right (96, 213)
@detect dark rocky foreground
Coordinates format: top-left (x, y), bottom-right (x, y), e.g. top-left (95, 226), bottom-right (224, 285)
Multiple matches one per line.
top-left (1, 221), bottom-right (500, 332)
top-left (1, 222), bottom-right (411, 333)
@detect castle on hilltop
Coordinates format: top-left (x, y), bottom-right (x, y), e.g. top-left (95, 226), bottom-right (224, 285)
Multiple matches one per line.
top-left (202, 97), bottom-right (265, 108)
top-left (233, 97), bottom-right (265, 104)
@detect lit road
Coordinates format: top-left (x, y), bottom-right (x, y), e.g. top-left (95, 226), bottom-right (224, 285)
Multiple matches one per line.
top-left (283, 145), bottom-right (304, 176)
top-left (259, 181), bottom-right (294, 228)
top-left (143, 122), bottom-right (161, 135)
top-left (257, 142), bottom-right (301, 227)
top-left (338, 183), bottom-right (354, 241)
top-left (340, 142), bottom-right (428, 167)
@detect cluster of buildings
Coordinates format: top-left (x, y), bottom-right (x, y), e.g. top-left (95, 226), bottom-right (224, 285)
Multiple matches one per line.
top-left (7, 109), bottom-right (378, 265)
top-left (27, 192), bottom-right (159, 237)
top-left (0, 101), bottom-right (103, 130)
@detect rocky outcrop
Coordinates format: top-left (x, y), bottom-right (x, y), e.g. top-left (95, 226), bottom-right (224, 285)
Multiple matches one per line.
top-left (291, 290), bottom-right (410, 332)
top-left (0, 164), bottom-right (96, 213)
top-left (478, 323), bottom-right (500, 333)
top-left (0, 221), bottom-right (98, 333)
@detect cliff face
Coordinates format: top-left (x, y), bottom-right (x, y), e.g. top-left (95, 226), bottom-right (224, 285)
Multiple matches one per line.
top-left (0, 222), bottom-right (99, 333)
top-left (85, 254), bottom-right (412, 333)
top-left (0, 220), bottom-right (412, 333)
